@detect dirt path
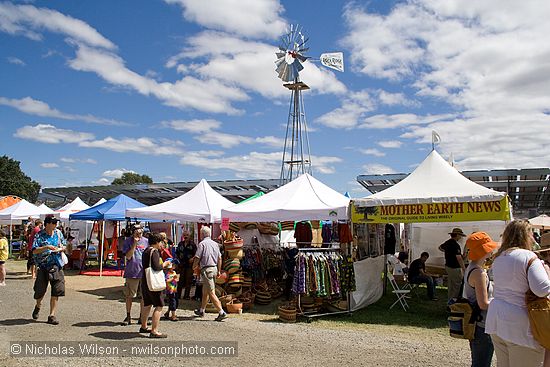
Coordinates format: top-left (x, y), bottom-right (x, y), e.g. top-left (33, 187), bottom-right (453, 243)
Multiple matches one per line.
top-left (0, 260), bottom-right (482, 366)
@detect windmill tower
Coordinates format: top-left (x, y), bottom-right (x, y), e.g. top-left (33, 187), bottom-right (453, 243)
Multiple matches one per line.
top-left (275, 25), bottom-right (344, 184)
top-left (275, 25), bottom-right (311, 184)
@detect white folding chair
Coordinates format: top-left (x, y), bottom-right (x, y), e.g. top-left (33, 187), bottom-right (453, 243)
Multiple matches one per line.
top-left (387, 271), bottom-right (410, 311)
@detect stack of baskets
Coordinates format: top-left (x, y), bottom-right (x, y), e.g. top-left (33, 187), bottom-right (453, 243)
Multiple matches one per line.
top-left (254, 283), bottom-right (272, 305)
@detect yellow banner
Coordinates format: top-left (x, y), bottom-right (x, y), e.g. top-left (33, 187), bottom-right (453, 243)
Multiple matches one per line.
top-left (351, 197), bottom-right (510, 224)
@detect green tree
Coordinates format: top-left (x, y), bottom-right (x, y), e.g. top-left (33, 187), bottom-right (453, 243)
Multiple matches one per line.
top-left (111, 172), bottom-right (153, 185)
top-left (0, 155), bottom-right (41, 202)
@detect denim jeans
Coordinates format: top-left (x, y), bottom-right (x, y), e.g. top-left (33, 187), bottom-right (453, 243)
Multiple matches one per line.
top-left (410, 275), bottom-right (436, 299)
top-left (470, 325), bottom-right (494, 367)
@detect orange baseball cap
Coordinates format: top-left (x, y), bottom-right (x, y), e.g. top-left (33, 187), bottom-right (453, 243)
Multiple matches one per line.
top-left (466, 232), bottom-right (500, 261)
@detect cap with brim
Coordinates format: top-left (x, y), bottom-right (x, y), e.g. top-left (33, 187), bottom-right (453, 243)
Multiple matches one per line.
top-left (449, 228), bottom-right (466, 237)
top-left (466, 232), bottom-right (500, 261)
top-left (44, 216), bottom-right (59, 225)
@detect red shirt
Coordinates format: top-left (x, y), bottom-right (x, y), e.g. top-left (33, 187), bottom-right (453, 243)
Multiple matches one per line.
top-left (28, 226), bottom-right (41, 251)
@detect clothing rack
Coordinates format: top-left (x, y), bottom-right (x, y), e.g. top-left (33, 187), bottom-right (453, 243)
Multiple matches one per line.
top-left (296, 247), bottom-right (353, 321)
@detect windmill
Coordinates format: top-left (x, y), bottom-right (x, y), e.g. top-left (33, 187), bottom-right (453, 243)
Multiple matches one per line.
top-left (275, 24), bottom-right (343, 184)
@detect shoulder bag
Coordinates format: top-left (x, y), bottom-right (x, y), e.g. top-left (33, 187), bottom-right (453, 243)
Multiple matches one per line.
top-left (145, 248), bottom-right (166, 292)
top-left (525, 256), bottom-right (550, 349)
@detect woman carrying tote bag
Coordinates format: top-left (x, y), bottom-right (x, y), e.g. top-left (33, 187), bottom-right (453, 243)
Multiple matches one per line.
top-left (486, 220), bottom-right (550, 367)
top-left (140, 233), bottom-right (170, 338)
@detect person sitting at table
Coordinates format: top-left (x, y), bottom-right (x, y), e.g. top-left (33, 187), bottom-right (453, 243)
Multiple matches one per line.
top-left (408, 252), bottom-right (438, 301)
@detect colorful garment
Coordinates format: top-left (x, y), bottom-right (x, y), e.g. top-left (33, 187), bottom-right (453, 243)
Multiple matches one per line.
top-left (32, 229), bottom-right (66, 270)
top-left (165, 269), bottom-right (178, 294)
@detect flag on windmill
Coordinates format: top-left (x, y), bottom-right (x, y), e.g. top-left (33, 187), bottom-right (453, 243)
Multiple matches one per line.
top-left (320, 52), bottom-right (344, 72)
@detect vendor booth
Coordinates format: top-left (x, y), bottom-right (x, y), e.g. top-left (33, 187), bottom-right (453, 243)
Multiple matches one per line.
top-left (351, 150), bottom-right (511, 304)
top-left (221, 173), bottom-right (358, 320)
top-left (69, 194), bottom-right (147, 276)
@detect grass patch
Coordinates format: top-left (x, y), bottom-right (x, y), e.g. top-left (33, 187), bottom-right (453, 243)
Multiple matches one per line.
top-left (319, 284), bottom-right (449, 329)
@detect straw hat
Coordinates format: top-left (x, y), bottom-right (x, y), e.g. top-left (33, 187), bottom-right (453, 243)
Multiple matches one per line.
top-left (449, 228), bottom-right (466, 237)
top-left (466, 232), bottom-right (499, 261)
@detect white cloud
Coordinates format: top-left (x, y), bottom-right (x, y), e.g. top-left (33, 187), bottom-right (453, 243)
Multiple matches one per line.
top-left (377, 90), bottom-right (419, 107)
top-left (359, 148), bottom-right (385, 157)
top-left (316, 90), bottom-right (375, 128)
top-left (80, 137), bottom-right (185, 155)
top-left (40, 162), bottom-right (59, 168)
top-left (164, 0), bottom-right (287, 39)
top-left (342, 1), bottom-right (550, 169)
top-left (60, 157), bottom-right (97, 164)
top-left (378, 140), bottom-right (403, 148)
top-left (255, 136), bottom-right (285, 148)
top-left (69, 44), bottom-right (248, 115)
top-left (359, 113), bottom-right (454, 129)
top-left (361, 163), bottom-right (397, 175)
top-left (180, 151), bottom-right (342, 178)
top-left (14, 124), bottom-right (94, 144)
top-left (0, 96), bottom-right (129, 125)
top-left (102, 168), bottom-right (135, 179)
top-left (195, 132), bottom-right (253, 149)
top-left (161, 119), bottom-right (221, 133)
top-left (95, 178), bottom-right (111, 185)
top-left (168, 31), bottom-right (346, 100)
top-left (0, 2), bottom-right (115, 49)
top-left (6, 56), bottom-right (25, 66)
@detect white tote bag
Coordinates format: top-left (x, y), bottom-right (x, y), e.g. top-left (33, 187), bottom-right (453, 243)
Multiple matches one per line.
top-left (145, 248), bottom-right (166, 292)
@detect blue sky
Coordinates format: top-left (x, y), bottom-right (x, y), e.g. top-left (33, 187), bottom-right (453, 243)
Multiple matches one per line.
top-left (1, 0), bottom-right (549, 197)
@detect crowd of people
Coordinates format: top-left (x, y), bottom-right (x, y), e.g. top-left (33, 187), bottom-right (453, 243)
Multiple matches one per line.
top-left (391, 222), bottom-right (550, 367)
top-left (3, 214), bottom-right (550, 362)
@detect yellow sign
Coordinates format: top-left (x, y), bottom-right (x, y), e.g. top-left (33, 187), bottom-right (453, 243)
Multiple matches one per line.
top-left (351, 197), bottom-right (510, 224)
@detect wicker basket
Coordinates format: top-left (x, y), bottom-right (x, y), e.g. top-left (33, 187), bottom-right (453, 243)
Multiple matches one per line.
top-left (225, 259), bottom-right (241, 274)
top-left (226, 300), bottom-right (243, 314)
top-left (224, 238), bottom-right (244, 251)
top-left (278, 304), bottom-right (297, 323)
top-left (255, 290), bottom-right (272, 305)
top-left (219, 294), bottom-right (233, 308)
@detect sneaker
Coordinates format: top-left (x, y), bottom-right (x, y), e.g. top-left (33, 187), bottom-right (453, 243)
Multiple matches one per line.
top-left (138, 327), bottom-right (151, 333)
top-left (32, 306), bottom-right (40, 320)
top-left (47, 316), bottom-right (59, 325)
top-left (214, 313), bottom-right (227, 322)
top-left (194, 309), bottom-right (205, 317)
top-left (0, 282), bottom-right (6, 286)
top-left (121, 315), bottom-right (132, 326)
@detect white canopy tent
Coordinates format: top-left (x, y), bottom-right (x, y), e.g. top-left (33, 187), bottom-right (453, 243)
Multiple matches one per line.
top-left (92, 198), bottom-right (106, 207)
top-left (38, 204), bottom-right (55, 215)
top-left (126, 179), bottom-right (235, 223)
top-left (354, 150), bottom-right (506, 207)
top-left (221, 173), bottom-right (350, 222)
top-left (529, 214), bottom-right (550, 230)
top-left (55, 197), bottom-right (91, 221)
top-left (0, 199), bottom-right (52, 249)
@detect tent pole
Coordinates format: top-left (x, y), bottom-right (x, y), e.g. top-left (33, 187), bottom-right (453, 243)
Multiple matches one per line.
top-left (9, 219), bottom-right (13, 258)
top-left (100, 221), bottom-right (105, 277)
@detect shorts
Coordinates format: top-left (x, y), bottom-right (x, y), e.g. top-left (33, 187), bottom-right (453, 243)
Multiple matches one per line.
top-left (123, 278), bottom-right (142, 298)
top-left (34, 267), bottom-right (65, 299)
top-left (200, 267), bottom-right (217, 292)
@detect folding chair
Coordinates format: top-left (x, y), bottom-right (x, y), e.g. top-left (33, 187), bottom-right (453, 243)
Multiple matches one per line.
top-left (387, 271), bottom-right (410, 311)
top-left (403, 273), bottom-right (420, 297)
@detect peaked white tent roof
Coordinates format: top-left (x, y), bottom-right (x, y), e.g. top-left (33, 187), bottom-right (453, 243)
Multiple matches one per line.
top-left (92, 198), bottom-right (106, 207)
top-left (0, 199), bottom-right (45, 222)
top-left (529, 214), bottom-right (550, 229)
top-left (221, 173), bottom-right (350, 222)
top-left (38, 203), bottom-right (55, 214)
top-left (125, 179), bottom-right (235, 223)
top-left (354, 150), bottom-right (506, 207)
top-left (55, 197), bottom-right (91, 220)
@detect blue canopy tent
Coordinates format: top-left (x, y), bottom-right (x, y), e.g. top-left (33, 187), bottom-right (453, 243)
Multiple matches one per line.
top-left (69, 194), bottom-right (147, 276)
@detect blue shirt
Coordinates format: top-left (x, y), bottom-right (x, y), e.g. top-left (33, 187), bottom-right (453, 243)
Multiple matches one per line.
top-left (32, 229), bottom-right (66, 270)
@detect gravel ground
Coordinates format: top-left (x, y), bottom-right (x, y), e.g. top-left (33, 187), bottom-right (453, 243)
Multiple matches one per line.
top-left (0, 260), bottom-right (485, 367)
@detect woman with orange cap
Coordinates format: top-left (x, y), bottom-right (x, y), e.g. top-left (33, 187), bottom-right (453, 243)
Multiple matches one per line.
top-left (464, 232), bottom-right (500, 367)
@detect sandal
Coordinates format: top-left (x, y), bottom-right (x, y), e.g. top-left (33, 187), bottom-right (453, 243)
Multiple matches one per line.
top-left (149, 332), bottom-right (168, 338)
top-left (169, 316), bottom-right (178, 322)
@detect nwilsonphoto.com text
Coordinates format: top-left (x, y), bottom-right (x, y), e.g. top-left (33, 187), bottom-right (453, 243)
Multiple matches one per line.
top-left (10, 341), bottom-right (238, 358)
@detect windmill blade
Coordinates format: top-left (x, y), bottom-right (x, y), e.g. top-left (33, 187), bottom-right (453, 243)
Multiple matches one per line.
top-left (294, 60), bottom-right (304, 73)
top-left (276, 51), bottom-right (286, 59)
top-left (295, 53), bottom-right (309, 63)
top-left (297, 37), bottom-right (309, 49)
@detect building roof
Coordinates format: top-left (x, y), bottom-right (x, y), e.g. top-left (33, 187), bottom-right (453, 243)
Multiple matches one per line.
top-left (42, 179), bottom-right (281, 207)
top-left (357, 167), bottom-right (550, 215)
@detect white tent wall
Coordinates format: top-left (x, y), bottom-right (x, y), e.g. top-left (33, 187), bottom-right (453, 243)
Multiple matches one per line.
top-left (350, 256), bottom-right (385, 311)
top-left (237, 228), bottom-right (279, 250)
top-left (410, 220), bottom-right (506, 267)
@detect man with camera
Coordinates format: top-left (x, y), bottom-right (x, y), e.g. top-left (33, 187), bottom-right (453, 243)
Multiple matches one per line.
top-left (121, 224), bottom-right (149, 325)
top-left (31, 215), bottom-right (66, 325)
